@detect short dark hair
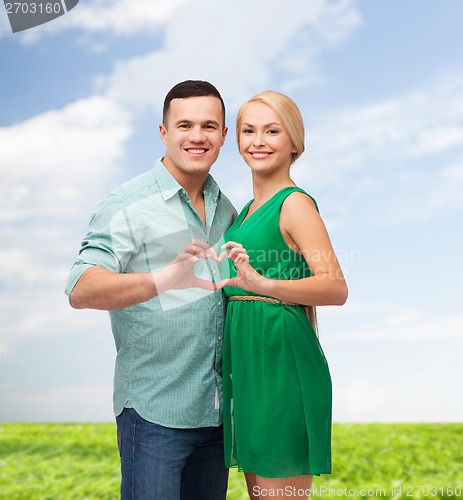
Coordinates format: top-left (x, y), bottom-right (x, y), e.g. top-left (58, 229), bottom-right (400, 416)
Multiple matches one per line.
top-left (162, 80), bottom-right (226, 127)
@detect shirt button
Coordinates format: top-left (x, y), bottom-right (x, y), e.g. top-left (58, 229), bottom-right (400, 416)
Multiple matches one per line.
top-left (218, 336), bottom-right (222, 341)
top-left (218, 301), bottom-right (222, 306)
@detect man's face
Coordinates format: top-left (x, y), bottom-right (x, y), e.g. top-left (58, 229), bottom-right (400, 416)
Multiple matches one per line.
top-left (160, 96), bottom-right (228, 181)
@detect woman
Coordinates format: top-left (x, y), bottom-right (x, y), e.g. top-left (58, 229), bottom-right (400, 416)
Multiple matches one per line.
top-left (219, 91), bottom-right (348, 499)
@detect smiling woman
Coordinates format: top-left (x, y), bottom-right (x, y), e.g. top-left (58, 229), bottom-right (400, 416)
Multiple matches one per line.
top-left (219, 91), bottom-right (348, 500)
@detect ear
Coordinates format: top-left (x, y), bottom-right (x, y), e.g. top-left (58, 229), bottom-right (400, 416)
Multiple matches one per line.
top-left (159, 124), bottom-right (167, 145)
top-left (221, 126), bottom-right (229, 146)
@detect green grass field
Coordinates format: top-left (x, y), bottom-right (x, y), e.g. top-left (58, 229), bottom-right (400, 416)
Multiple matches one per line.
top-left (0, 423), bottom-right (462, 499)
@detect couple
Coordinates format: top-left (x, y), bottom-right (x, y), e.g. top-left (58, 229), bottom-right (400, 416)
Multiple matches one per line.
top-left (65, 80), bottom-right (348, 500)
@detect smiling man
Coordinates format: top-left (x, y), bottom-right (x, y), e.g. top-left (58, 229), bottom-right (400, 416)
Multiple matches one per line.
top-left (65, 81), bottom-right (236, 500)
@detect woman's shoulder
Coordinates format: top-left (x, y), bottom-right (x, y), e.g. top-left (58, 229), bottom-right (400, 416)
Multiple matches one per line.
top-left (281, 187), bottom-right (319, 213)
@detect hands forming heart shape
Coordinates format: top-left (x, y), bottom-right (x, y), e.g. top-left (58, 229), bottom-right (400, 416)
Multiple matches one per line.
top-left (151, 239), bottom-right (264, 295)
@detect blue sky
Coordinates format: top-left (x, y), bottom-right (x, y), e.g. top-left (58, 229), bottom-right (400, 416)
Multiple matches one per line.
top-left (1, 0), bottom-right (462, 423)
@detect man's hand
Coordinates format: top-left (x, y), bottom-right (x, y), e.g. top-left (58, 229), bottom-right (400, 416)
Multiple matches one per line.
top-left (152, 239), bottom-right (219, 294)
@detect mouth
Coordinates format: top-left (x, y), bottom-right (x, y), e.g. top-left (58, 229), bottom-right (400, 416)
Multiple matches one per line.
top-left (249, 152), bottom-right (272, 159)
top-left (186, 148), bottom-right (208, 155)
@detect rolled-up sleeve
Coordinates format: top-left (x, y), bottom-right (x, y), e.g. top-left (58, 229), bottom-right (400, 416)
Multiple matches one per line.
top-left (64, 194), bottom-right (131, 297)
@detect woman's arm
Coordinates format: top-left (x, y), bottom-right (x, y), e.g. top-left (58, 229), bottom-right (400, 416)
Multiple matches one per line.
top-left (220, 192), bottom-right (348, 306)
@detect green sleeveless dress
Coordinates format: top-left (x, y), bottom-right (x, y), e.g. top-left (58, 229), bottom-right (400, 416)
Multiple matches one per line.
top-left (222, 186), bottom-right (332, 478)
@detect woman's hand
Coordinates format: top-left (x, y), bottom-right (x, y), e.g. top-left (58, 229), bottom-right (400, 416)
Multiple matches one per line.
top-left (217, 241), bottom-right (268, 293)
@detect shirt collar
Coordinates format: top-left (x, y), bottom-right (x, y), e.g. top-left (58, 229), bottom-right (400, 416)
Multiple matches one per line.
top-left (153, 158), bottom-right (220, 202)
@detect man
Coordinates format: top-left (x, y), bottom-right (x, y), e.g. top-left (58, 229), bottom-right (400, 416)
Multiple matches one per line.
top-left (65, 80), bottom-right (236, 499)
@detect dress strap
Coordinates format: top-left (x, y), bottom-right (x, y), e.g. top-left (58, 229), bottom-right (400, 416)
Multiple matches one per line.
top-left (277, 187), bottom-right (319, 213)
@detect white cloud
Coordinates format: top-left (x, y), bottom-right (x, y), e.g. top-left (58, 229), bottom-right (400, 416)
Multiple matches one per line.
top-left (384, 311), bottom-right (424, 325)
top-left (0, 93), bottom-right (132, 338)
top-left (334, 313), bottom-right (463, 342)
top-left (3, 0), bottom-right (362, 66)
top-left (99, 0), bottom-right (361, 113)
top-left (334, 378), bottom-right (463, 422)
top-left (286, 71), bottom-right (463, 231)
top-left (0, 95), bottom-right (131, 222)
top-left (0, 222), bottom-right (95, 288)
top-left (292, 73), bottom-right (463, 189)
top-left (61, 0), bottom-right (189, 35)
top-left (0, 249), bottom-right (42, 284)
top-left (0, 289), bottom-right (111, 354)
top-left (319, 300), bottom-right (391, 317)
top-left (329, 310), bottom-right (463, 421)
top-left (429, 160), bottom-right (463, 209)
top-left (0, 0), bottom-right (188, 41)
top-left (309, 91), bottom-right (463, 181)
top-left (1, 0), bottom-right (362, 238)
top-left (0, 383), bottom-right (114, 422)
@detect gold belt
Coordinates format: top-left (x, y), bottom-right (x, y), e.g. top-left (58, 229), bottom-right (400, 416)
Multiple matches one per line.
top-left (228, 295), bottom-right (300, 307)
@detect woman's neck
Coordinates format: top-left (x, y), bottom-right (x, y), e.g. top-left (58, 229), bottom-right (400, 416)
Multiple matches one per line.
top-left (251, 171), bottom-right (295, 207)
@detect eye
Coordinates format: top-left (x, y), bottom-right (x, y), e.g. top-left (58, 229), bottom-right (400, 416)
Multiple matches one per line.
top-left (241, 128), bottom-right (254, 134)
top-left (267, 129), bottom-right (279, 135)
top-left (178, 123), bottom-right (191, 129)
top-left (204, 124), bottom-right (217, 130)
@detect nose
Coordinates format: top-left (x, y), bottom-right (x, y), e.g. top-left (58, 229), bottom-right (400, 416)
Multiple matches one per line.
top-left (253, 131), bottom-right (266, 147)
top-left (189, 125), bottom-right (206, 143)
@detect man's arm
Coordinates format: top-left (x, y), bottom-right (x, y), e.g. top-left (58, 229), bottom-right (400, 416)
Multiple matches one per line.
top-left (70, 240), bottom-right (218, 311)
top-left (69, 266), bottom-right (156, 311)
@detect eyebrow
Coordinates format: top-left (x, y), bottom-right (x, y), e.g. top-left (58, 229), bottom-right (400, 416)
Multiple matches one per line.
top-left (175, 119), bottom-right (221, 126)
top-left (241, 122), bottom-right (281, 128)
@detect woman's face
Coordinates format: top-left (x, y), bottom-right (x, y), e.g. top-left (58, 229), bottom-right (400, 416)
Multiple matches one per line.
top-left (238, 101), bottom-right (296, 174)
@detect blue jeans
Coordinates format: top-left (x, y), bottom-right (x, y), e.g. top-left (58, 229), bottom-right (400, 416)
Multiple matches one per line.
top-left (116, 408), bottom-right (229, 500)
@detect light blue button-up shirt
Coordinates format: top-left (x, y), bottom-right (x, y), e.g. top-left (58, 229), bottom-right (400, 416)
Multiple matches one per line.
top-left (65, 159), bottom-right (236, 428)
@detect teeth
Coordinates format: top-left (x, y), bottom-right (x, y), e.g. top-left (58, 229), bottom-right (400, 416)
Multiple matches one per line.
top-left (188, 149), bottom-right (206, 154)
top-left (251, 152), bottom-right (270, 158)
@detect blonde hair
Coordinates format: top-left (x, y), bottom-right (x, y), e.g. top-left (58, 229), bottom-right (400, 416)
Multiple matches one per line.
top-left (236, 90), bottom-right (305, 164)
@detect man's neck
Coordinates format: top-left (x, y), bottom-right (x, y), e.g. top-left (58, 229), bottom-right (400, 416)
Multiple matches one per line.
top-left (160, 159), bottom-right (208, 225)
top-left (161, 158), bottom-right (209, 200)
